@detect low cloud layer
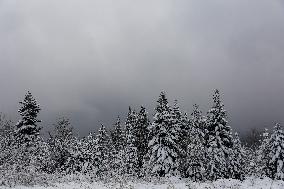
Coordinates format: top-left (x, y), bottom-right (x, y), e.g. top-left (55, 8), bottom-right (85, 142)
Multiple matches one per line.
top-left (0, 0), bottom-right (284, 136)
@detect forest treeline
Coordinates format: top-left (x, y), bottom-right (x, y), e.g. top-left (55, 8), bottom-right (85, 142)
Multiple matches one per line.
top-left (0, 90), bottom-right (284, 186)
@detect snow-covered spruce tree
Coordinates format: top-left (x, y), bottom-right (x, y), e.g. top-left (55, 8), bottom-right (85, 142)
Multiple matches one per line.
top-left (264, 123), bottom-right (284, 180)
top-left (109, 143), bottom-right (125, 178)
top-left (109, 117), bottom-right (125, 177)
top-left (0, 114), bottom-right (16, 181)
top-left (12, 92), bottom-right (51, 180)
top-left (0, 113), bottom-right (14, 167)
top-left (123, 107), bottom-right (139, 177)
top-left (147, 92), bottom-right (180, 177)
top-left (228, 132), bottom-right (246, 180)
top-left (31, 138), bottom-right (52, 174)
top-left (136, 106), bottom-right (150, 176)
top-left (14, 91), bottom-right (41, 146)
top-left (64, 136), bottom-right (94, 174)
top-left (172, 100), bottom-right (190, 177)
top-left (95, 124), bottom-right (111, 178)
top-left (172, 100), bottom-right (187, 155)
top-left (111, 116), bottom-right (125, 152)
top-left (176, 112), bottom-right (190, 178)
top-left (124, 107), bottom-right (137, 139)
top-left (180, 112), bottom-right (190, 150)
top-left (239, 129), bottom-right (264, 177)
top-left (184, 104), bottom-right (206, 181)
top-left (0, 113), bottom-right (13, 137)
top-left (124, 125), bottom-right (139, 177)
top-left (256, 128), bottom-right (270, 177)
top-left (243, 145), bottom-right (256, 177)
top-left (81, 132), bottom-right (98, 174)
top-left (52, 117), bottom-right (74, 141)
top-left (48, 117), bottom-right (75, 173)
top-left (191, 104), bottom-right (207, 131)
top-left (63, 132), bottom-right (99, 175)
top-left (204, 89), bottom-right (233, 180)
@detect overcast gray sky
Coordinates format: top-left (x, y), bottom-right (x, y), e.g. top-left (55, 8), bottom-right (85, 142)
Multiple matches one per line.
top-left (0, 0), bottom-right (284, 136)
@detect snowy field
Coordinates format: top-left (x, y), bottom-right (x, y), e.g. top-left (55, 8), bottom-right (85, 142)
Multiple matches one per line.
top-left (1, 177), bottom-right (284, 189)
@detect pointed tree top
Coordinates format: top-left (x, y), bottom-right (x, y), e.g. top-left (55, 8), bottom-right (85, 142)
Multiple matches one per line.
top-left (274, 123), bottom-right (282, 131)
top-left (15, 90), bottom-right (41, 144)
top-left (160, 91), bottom-right (166, 95)
top-left (234, 132), bottom-right (240, 138)
top-left (193, 103), bottom-right (199, 109)
top-left (213, 89), bottom-right (221, 103)
top-left (116, 116), bottom-right (120, 123)
top-left (157, 91), bottom-right (168, 104)
top-left (140, 105), bottom-right (146, 112)
top-left (100, 123), bottom-right (105, 129)
top-left (173, 99), bottom-right (178, 105)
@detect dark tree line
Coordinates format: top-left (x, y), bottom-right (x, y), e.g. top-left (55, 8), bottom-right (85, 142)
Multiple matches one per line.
top-left (1, 90), bottom-right (284, 185)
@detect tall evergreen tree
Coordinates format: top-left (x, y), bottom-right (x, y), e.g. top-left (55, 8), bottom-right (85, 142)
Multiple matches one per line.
top-left (125, 107), bottom-right (137, 137)
top-left (0, 114), bottom-right (14, 170)
top-left (0, 113), bottom-right (13, 148)
top-left (11, 92), bottom-right (45, 177)
top-left (172, 100), bottom-right (190, 177)
top-left (147, 92), bottom-right (180, 177)
top-left (48, 117), bottom-right (74, 173)
top-left (14, 91), bottom-right (41, 145)
top-left (80, 132), bottom-right (98, 174)
top-left (264, 123), bottom-right (284, 180)
top-left (123, 107), bottom-right (139, 176)
top-left (95, 124), bottom-right (111, 178)
top-left (52, 117), bottom-right (74, 142)
top-left (124, 126), bottom-right (139, 177)
top-left (109, 116), bottom-right (125, 176)
top-left (256, 128), bottom-right (270, 177)
top-left (184, 104), bottom-right (206, 180)
top-left (172, 100), bottom-right (182, 122)
top-left (228, 132), bottom-right (246, 180)
top-left (172, 100), bottom-right (186, 155)
top-left (243, 145), bottom-right (256, 177)
top-left (191, 104), bottom-right (206, 131)
top-left (64, 137), bottom-right (89, 174)
top-left (204, 89), bottom-right (233, 180)
top-left (136, 106), bottom-right (150, 175)
top-left (0, 113), bottom-right (13, 138)
top-left (110, 116), bottom-right (124, 152)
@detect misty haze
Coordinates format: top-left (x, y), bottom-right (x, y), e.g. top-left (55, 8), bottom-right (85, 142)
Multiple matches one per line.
top-left (0, 1), bottom-right (284, 188)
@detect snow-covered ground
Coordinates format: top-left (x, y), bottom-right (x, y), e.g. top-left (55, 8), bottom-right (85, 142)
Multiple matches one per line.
top-left (1, 177), bottom-right (283, 189)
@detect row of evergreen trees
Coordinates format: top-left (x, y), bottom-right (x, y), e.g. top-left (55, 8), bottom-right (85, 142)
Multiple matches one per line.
top-left (0, 90), bottom-right (284, 182)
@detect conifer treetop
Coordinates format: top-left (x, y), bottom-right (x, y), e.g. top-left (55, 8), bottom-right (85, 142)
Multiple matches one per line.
top-left (18, 91), bottom-right (41, 125)
top-left (15, 91), bottom-right (41, 144)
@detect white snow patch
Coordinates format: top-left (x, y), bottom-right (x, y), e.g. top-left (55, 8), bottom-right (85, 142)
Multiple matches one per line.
top-left (0, 177), bottom-right (283, 189)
